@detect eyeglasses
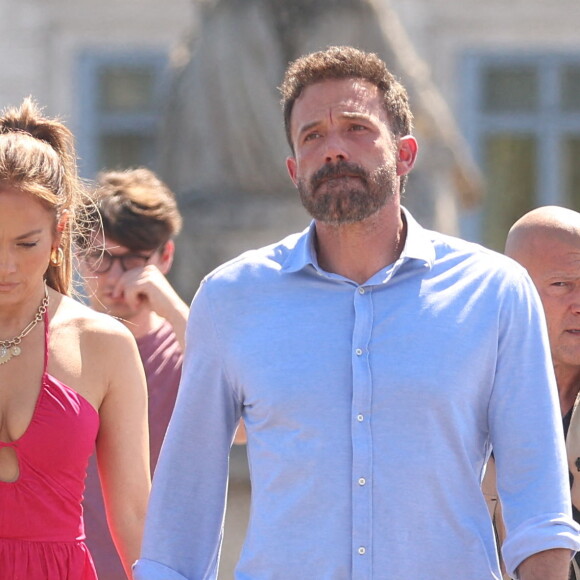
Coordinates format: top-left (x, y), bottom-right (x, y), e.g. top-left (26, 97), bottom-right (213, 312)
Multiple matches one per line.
top-left (83, 250), bottom-right (157, 274)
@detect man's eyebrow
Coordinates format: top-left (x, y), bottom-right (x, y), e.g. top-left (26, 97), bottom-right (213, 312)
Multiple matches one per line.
top-left (341, 112), bottom-right (373, 121)
top-left (296, 120), bottom-right (320, 138)
top-left (296, 112), bottom-right (373, 136)
top-left (545, 272), bottom-right (580, 280)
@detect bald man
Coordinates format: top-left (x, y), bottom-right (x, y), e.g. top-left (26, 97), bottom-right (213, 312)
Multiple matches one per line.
top-left (486, 205), bottom-right (580, 578)
top-left (507, 206), bottom-right (580, 418)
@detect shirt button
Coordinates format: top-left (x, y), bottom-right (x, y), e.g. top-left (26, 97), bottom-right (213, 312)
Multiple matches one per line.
top-left (357, 414), bottom-right (364, 422)
top-left (355, 348), bottom-right (363, 356)
top-left (358, 287), bottom-right (365, 294)
top-left (358, 477), bottom-right (366, 486)
top-left (358, 547), bottom-right (366, 555)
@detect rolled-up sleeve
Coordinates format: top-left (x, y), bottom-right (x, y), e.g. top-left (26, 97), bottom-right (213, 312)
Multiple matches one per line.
top-left (133, 559), bottom-right (189, 580)
top-left (490, 271), bottom-right (580, 577)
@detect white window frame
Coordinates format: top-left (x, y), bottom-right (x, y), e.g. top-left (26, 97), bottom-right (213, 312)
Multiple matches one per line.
top-left (460, 52), bottom-right (580, 243)
top-left (76, 50), bottom-right (168, 178)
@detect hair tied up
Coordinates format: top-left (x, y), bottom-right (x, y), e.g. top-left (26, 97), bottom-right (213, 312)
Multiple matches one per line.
top-left (0, 97), bottom-right (73, 161)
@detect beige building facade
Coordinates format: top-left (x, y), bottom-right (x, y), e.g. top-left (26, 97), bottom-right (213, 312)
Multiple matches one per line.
top-left (0, 0), bottom-right (193, 176)
top-left (2, 0), bottom-right (579, 275)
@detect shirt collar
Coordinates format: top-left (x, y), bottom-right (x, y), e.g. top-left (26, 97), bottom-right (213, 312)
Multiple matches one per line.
top-left (281, 222), bottom-right (319, 274)
top-left (281, 206), bottom-right (435, 276)
top-left (399, 206), bottom-right (435, 267)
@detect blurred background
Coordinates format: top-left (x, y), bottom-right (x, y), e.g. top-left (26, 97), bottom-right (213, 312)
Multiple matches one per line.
top-left (2, 0), bottom-right (579, 575)
top-left (3, 0), bottom-right (579, 299)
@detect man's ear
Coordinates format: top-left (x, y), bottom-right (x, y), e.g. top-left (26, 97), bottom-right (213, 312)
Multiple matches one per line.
top-left (286, 156), bottom-right (298, 186)
top-left (396, 136), bottom-right (419, 176)
top-left (158, 240), bottom-right (175, 275)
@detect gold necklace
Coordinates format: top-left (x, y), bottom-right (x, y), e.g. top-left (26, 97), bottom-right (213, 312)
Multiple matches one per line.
top-left (0, 287), bottom-right (49, 365)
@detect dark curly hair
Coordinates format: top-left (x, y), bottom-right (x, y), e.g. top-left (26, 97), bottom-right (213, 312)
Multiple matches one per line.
top-left (280, 45), bottom-right (413, 153)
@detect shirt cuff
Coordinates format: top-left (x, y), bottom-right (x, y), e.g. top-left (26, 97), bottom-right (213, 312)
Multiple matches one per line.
top-left (132, 558), bottom-right (189, 580)
top-left (502, 513), bottom-right (580, 578)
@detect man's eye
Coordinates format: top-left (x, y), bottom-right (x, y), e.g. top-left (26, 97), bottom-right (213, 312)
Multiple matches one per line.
top-left (350, 124), bottom-right (367, 131)
top-left (18, 241), bottom-right (38, 248)
top-left (304, 132), bottom-right (321, 142)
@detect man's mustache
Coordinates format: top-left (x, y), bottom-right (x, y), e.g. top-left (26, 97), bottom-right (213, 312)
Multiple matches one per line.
top-left (310, 161), bottom-right (369, 189)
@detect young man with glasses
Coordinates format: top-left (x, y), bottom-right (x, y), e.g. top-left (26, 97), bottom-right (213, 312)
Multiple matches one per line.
top-left (79, 167), bottom-right (188, 580)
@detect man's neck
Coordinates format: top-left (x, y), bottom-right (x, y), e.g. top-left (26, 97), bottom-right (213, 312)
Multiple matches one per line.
top-left (314, 204), bottom-right (406, 285)
top-left (554, 364), bottom-right (580, 417)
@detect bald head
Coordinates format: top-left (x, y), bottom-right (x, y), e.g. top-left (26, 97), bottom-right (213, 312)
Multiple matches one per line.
top-left (506, 206), bottom-right (580, 382)
top-left (506, 206), bottom-right (580, 270)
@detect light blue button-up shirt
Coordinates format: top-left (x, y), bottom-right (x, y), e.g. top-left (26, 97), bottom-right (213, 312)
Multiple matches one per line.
top-left (134, 209), bottom-right (580, 580)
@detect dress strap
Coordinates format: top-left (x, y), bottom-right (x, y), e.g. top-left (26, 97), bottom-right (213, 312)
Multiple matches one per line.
top-left (43, 310), bottom-right (49, 374)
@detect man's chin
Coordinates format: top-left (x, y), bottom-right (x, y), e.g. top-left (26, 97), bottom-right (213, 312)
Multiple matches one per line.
top-left (308, 201), bottom-right (386, 225)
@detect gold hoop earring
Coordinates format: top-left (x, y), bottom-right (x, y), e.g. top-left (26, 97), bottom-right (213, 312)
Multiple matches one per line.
top-left (50, 247), bottom-right (64, 267)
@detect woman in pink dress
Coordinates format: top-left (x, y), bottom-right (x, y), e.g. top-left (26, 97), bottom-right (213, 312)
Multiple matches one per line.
top-left (0, 98), bottom-right (151, 579)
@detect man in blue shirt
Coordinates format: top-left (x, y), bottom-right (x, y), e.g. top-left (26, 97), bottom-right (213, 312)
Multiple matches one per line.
top-left (134, 46), bottom-right (580, 579)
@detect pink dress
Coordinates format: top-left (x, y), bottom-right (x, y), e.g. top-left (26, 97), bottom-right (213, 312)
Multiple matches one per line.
top-left (0, 313), bottom-right (100, 579)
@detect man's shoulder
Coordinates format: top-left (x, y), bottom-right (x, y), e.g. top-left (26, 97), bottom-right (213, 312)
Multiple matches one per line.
top-left (428, 229), bottom-right (525, 278)
top-left (203, 229), bottom-right (307, 284)
top-left (403, 209), bottom-right (524, 282)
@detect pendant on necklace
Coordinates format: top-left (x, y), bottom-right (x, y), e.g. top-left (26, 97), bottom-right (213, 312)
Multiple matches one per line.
top-left (0, 345), bottom-right (21, 365)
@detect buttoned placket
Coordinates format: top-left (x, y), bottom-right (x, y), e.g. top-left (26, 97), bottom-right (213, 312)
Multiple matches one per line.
top-left (351, 283), bottom-right (374, 579)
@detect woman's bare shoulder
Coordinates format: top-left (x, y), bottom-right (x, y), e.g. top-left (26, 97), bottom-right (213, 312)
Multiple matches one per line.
top-left (46, 293), bottom-right (142, 403)
top-left (51, 294), bottom-right (135, 343)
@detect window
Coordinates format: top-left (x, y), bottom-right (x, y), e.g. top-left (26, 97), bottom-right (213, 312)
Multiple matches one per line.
top-left (77, 51), bottom-right (167, 178)
top-left (461, 54), bottom-right (580, 249)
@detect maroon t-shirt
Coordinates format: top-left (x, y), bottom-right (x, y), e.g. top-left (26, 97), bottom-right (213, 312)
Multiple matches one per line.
top-left (82, 320), bottom-right (183, 579)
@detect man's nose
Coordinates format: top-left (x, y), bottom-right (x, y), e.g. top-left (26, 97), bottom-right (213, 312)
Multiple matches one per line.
top-left (324, 132), bottom-right (348, 163)
top-left (571, 302), bottom-right (580, 315)
top-left (570, 286), bottom-right (580, 313)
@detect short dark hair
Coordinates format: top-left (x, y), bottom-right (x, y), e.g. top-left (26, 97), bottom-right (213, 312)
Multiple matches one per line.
top-left (280, 45), bottom-right (413, 152)
top-left (87, 167), bottom-right (182, 252)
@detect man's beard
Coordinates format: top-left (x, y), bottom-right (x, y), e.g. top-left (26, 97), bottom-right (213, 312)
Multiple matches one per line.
top-left (296, 160), bottom-right (398, 225)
